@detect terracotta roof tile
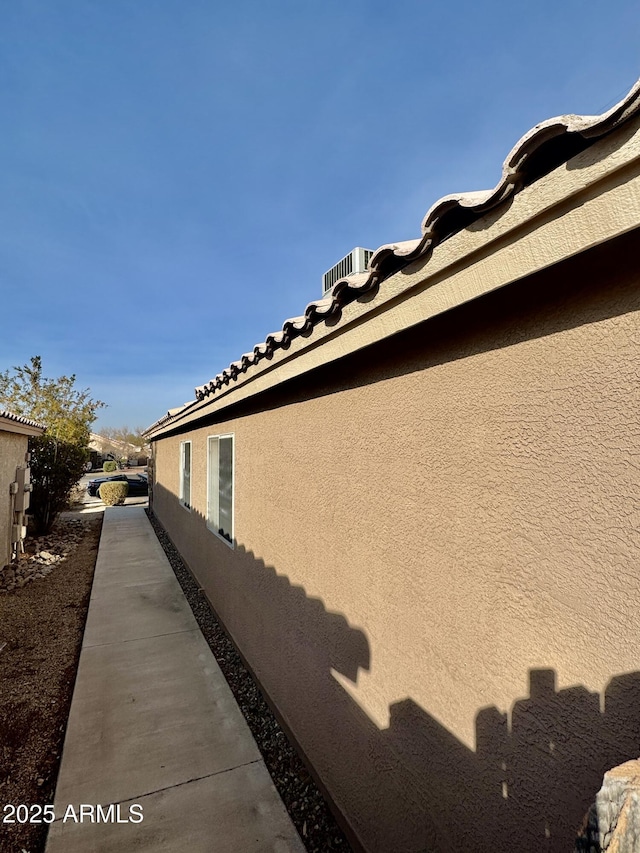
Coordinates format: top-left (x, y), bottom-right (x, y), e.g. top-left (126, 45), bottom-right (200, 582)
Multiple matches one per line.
top-left (0, 410), bottom-right (47, 431)
top-left (190, 79), bottom-right (640, 405)
top-left (147, 79), bottom-right (640, 427)
top-left (143, 402), bottom-right (194, 437)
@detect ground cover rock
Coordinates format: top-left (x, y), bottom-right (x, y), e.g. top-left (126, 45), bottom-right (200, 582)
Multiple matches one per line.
top-left (0, 518), bottom-right (94, 593)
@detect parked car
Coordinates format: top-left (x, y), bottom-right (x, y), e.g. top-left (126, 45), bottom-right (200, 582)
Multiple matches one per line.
top-left (87, 473), bottom-right (148, 498)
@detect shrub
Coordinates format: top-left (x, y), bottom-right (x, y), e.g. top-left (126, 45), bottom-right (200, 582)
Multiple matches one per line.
top-left (99, 481), bottom-right (129, 506)
top-left (103, 461), bottom-right (117, 472)
top-left (29, 436), bottom-right (89, 534)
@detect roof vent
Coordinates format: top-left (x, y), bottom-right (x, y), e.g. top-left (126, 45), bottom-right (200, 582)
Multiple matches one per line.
top-left (322, 247), bottom-right (374, 296)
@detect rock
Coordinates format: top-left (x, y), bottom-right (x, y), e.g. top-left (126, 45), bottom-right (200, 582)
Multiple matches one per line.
top-left (577, 759), bottom-right (640, 852)
top-left (1, 516), bottom-right (93, 593)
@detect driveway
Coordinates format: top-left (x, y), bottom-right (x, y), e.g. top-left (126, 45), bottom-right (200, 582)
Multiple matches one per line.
top-left (73, 468), bottom-right (149, 514)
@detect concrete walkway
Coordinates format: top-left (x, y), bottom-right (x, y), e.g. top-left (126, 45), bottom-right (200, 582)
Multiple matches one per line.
top-left (46, 506), bottom-right (305, 853)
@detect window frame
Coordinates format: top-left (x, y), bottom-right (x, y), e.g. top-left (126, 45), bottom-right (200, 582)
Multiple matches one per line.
top-left (179, 440), bottom-right (192, 511)
top-left (206, 433), bottom-right (234, 548)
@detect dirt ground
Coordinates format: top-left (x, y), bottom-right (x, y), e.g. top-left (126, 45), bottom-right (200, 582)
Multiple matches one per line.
top-left (0, 515), bottom-right (102, 853)
top-left (0, 508), bottom-right (349, 852)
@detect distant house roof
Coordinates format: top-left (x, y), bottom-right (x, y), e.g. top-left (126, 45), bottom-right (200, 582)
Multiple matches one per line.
top-left (0, 410), bottom-right (46, 436)
top-left (88, 433), bottom-right (143, 456)
top-left (146, 78), bottom-right (640, 440)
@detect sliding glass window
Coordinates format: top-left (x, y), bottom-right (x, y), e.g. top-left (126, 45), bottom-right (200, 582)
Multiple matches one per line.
top-left (207, 435), bottom-right (234, 545)
top-left (179, 440), bottom-right (191, 510)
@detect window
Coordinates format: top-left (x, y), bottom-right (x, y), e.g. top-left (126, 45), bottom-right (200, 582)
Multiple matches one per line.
top-left (179, 441), bottom-right (191, 509)
top-left (207, 435), bottom-right (234, 546)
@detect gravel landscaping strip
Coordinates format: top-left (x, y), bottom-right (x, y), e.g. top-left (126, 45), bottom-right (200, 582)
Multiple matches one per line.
top-left (146, 508), bottom-right (352, 853)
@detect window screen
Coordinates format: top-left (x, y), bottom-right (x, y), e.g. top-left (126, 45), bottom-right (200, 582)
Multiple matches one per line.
top-left (180, 441), bottom-right (191, 509)
top-left (207, 435), bottom-right (234, 544)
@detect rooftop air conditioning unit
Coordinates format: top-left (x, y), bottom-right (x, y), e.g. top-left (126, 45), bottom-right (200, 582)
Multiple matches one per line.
top-left (322, 247), bottom-right (374, 296)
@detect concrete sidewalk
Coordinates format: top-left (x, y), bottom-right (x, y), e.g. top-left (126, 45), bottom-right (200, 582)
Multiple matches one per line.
top-left (46, 505), bottom-right (305, 853)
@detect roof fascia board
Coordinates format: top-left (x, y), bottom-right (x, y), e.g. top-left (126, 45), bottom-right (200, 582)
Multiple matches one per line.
top-left (149, 117), bottom-right (640, 440)
top-left (0, 418), bottom-right (46, 437)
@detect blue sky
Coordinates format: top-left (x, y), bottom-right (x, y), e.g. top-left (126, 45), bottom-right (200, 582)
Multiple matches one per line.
top-left (1, 1), bottom-right (638, 430)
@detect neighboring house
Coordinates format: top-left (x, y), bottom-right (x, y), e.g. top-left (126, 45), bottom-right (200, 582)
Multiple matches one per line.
top-left (88, 433), bottom-right (148, 467)
top-left (0, 411), bottom-right (45, 567)
top-left (145, 81), bottom-right (640, 853)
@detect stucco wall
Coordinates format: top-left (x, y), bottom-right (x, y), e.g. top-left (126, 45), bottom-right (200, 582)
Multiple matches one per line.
top-left (152, 230), bottom-right (640, 853)
top-left (0, 431), bottom-right (28, 567)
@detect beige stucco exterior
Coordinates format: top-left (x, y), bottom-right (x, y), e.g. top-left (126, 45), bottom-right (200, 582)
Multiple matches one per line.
top-left (0, 415), bottom-right (44, 567)
top-left (150, 110), bottom-right (640, 852)
top-left (0, 430), bottom-right (28, 567)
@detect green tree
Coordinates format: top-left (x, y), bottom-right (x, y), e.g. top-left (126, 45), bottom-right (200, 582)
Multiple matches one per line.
top-left (0, 356), bottom-right (105, 533)
top-left (0, 356), bottom-right (104, 446)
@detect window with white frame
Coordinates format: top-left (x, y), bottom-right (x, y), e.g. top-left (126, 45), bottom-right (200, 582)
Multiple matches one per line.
top-left (179, 440), bottom-right (191, 509)
top-left (207, 434), bottom-right (233, 545)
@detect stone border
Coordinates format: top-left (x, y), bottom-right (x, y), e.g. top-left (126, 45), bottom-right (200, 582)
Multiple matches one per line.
top-left (145, 507), bottom-right (354, 853)
top-left (0, 517), bottom-right (94, 593)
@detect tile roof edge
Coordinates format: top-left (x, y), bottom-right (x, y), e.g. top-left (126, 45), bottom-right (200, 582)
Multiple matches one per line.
top-left (0, 410), bottom-right (47, 432)
top-left (147, 78), bottom-right (640, 435)
top-left (143, 401), bottom-right (199, 438)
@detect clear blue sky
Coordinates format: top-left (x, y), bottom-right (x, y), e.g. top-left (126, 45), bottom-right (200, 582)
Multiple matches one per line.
top-left (1, 1), bottom-right (638, 430)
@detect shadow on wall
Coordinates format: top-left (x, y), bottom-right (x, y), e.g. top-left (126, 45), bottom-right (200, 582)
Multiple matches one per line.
top-left (151, 483), bottom-right (640, 853)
